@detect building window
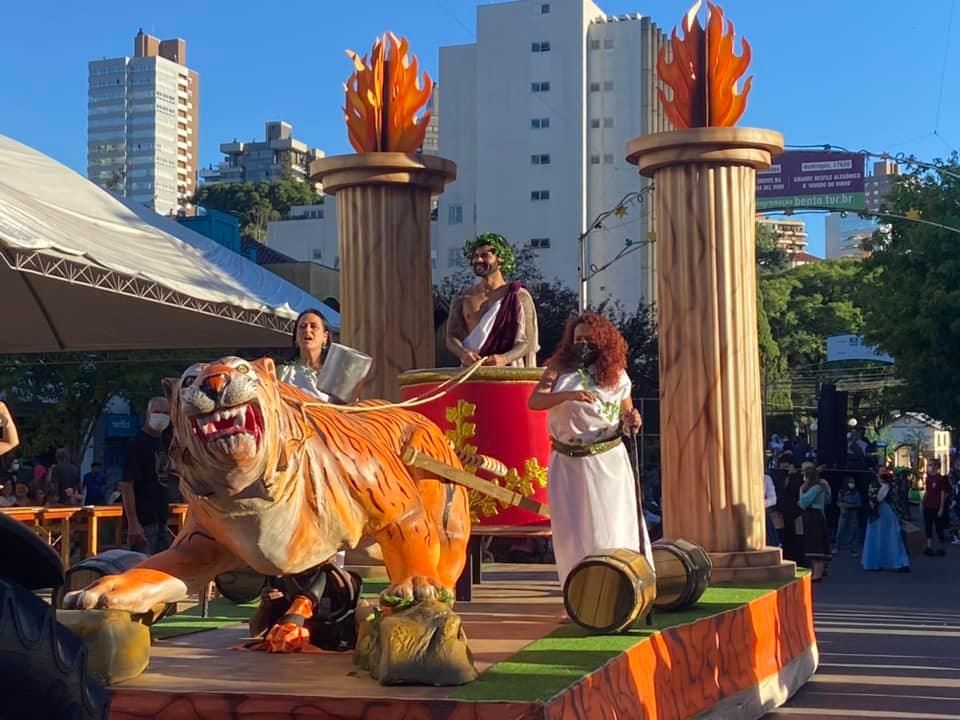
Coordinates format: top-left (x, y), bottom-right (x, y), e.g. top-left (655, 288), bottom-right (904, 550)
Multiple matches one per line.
top-left (531, 117), bottom-right (551, 129)
top-left (541, 3), bottom-right (550, 13)
top-left (603, 80), bottom-right (614, 91)
top-left (530, 190), bottom-right (551, 201)
top-left (590, 118), bottom-right (600, 129)
top-left (603, 153), bottom-right (614, 164)
top-left (312, 249), bottom-right (323, 260)
top-left (448, 247), bottom-right (465, 268)
top-left (531, 81), bottom-right (551, 92)
top-left (530, 237), bottom-right (551, 249)
top-left (603, 117), bottom-right (614, 128)
top-left (589, 81), bottom-right (601, 92)
top-left (590, 39), bottom-right (601, 50)
top-left (590, 154), bottom-right (600, 165)
top-left (531, 154), bottom-right (551, 165)
top-left (604, 37), bottom-right (614, 49)
top-left (531, 41), bottom-right (551, 52)
top-left (448, 204), bottom-right (464, 224)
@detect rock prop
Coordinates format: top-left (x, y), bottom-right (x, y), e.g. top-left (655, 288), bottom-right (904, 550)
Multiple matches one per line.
top-left (354, 598), bottom-right (478, 686)
top-left (56, 609), bottom-right (151, 685)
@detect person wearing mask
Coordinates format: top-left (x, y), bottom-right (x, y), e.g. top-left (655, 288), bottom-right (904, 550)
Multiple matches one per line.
top-left (0, 402), bottom-right (20, 457)
top-left (922, 458), bottom-right (950, 557)
top-left (835, 476), bottom-right (863, 557)
top-left (798, 465), bottom-right (832, 582)
top-left (120, 397), bottom-right (173, 555)
top-left (862, 469), bottom-right (910, 572)
top-left (528, 313), bottom-right (649, 621)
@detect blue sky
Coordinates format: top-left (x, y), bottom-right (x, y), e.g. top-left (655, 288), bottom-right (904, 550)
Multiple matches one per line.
top-left (1, 0), bottom-right (957, 257)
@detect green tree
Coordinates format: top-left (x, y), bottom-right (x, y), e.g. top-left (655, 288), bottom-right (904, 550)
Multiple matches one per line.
top-left (194, 177), bottom-right (322, 242)
top-left (857, 155), bottom-right (960, 426)
top-left (762, 259), bottom-right (864, 369)
top-left (0, 352), bottom-right (202, 462)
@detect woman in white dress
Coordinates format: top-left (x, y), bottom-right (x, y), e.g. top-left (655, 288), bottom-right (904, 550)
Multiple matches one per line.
top-left (528, 313), bottom-right (651, 620)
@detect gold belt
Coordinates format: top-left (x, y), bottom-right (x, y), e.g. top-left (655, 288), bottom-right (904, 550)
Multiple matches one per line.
top-left (551, 435), bottom-right (622, 457)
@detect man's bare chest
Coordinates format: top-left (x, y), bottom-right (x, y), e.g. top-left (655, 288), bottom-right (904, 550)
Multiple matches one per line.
top-left (463, 289), bottom-right (506, 326)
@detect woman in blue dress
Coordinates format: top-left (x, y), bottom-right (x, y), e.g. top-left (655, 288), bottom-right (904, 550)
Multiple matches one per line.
top-left (861, 469), bottom-right (910, 572)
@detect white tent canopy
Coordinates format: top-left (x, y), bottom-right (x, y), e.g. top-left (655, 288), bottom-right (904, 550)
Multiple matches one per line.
top-left (0, 135), bottom-right (339, 353)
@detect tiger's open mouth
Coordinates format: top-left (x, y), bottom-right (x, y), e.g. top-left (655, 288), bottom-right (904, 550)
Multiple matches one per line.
top-left (191, 401), bottom-right (264, 454)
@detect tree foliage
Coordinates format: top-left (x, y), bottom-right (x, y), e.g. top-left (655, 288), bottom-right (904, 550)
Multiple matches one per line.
top-left (857, 155), bottom-right (960, 426)
top-left (0, 352), bottom-right (204, 462)
top-left (193, 178), bottom-right (322, 242)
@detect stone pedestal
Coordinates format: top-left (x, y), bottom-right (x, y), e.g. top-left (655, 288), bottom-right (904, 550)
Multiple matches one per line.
top-left (311, 153), bottom-right (456, 400)
top-left (626, 128), bottom-right (793, 582)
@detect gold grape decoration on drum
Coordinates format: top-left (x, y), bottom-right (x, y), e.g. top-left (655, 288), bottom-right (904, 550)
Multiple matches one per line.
top-left (444, 400), bottom-right (547, 522)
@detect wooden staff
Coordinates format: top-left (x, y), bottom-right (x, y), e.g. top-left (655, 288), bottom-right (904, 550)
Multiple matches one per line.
top-left (401, 446), bottom-right (550, 518)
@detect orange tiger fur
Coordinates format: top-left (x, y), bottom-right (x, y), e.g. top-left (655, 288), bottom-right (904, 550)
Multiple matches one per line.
top-left (63, 356), bottom-right (471, 619)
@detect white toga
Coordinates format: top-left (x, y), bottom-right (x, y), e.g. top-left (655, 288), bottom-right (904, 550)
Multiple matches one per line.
top-left (547, 368), bottom-right (653, 586)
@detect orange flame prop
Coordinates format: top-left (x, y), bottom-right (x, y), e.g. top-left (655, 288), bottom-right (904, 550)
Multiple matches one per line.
top-left (656, 1), bottom-right (753, 128)
top-left (344, 33), bottom-right (433, 153)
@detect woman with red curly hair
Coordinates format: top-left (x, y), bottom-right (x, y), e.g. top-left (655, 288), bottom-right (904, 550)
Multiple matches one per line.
top-left (529, 313), bottom-right (651, 618)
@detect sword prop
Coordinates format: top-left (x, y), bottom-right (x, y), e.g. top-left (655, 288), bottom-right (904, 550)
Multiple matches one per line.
top-left (401, 445), bottom-right (550, 518)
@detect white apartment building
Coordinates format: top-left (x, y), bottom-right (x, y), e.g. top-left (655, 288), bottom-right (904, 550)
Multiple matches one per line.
top-left (435, 0), bottom-right (668, 310)
top-left (88, 30), bottom-right (199, 216)
top-left (267, 203), bottom-right (340, 268)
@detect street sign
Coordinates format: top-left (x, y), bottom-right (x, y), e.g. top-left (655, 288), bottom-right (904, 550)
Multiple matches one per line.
top-left (757, 151), bottom-right (866, 211)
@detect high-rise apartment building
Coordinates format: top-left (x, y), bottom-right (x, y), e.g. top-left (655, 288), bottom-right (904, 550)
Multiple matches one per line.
top-left (435, 0), bottom-right (669, 309)
top-left (865, 159), bottom-right (899, 212)
top-left (423, 87), bottom-right (440, 156)
top-left (757, 218), bottom-right (808, 254)
top-left (88, 30), bottom-right (199, 216)
top-left (200, 121), bottom-right (324, 187)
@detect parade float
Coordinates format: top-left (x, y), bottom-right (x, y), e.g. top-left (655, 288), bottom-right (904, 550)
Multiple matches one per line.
top-left (1, 8), bottom-right (816, 719)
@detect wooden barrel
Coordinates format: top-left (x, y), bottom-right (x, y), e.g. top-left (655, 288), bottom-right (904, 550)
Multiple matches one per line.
top-left (214, 567), bottom-right (267, 604)
top-left (562, 548), bottom-right (657, 633)
top-left (651, 539), bottom-right (712, 611)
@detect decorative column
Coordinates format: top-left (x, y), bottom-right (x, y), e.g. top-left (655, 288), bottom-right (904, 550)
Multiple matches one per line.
top-left (628, 129), bottom-right (794, 581)
top-left (625, 2), bottom-right (794, 581)
top-left (312, 153), bottom-right (454, 400)
top-left (310, 32), bottom-right (456, 401)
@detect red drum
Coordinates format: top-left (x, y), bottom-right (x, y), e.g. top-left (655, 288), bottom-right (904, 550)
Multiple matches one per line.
top-left (398, 367), bottom-right (550, 526)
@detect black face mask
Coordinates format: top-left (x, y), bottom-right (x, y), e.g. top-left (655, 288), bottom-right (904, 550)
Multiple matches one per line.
top-left (572, 342), bottom-right (599, 367)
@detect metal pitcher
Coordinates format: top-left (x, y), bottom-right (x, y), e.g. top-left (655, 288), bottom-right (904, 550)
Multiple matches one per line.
top-left (315, 343), bottom-right (373, 405)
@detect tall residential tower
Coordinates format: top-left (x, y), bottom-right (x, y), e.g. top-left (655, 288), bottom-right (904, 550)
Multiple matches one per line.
top-left (436, 0), bottom-right (669, 309)
top-left (88, 30), bottom-right (199, 216)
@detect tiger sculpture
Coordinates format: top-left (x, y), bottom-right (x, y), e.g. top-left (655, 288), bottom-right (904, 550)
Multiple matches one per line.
top-left (64, 356), bottom-right (471, 652)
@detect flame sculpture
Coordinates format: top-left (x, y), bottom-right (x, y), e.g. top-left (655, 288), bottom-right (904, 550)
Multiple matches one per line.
top-left (656, 1), bottom-right (753, 129)
top-left (343, 32), bottom-right (433, 153)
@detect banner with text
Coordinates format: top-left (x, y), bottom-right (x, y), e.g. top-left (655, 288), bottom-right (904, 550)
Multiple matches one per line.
top-left (757, 151), bottom-right (866, 211)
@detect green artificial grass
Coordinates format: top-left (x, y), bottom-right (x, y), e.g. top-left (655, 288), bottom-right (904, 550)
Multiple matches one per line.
top-left (150, 578), bottom-right (391, 641)
top-left (452, 578), bottom-right (795, 703)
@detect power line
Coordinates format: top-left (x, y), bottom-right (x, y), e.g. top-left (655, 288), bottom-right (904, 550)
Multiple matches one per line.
top-left (783, 143), bottom-right (960, 181)
top-left (935, 0), bottom-right (957, 135)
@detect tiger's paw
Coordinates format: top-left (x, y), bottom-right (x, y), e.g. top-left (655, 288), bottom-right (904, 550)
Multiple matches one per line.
top-left (262, 621), bottom-right (312, 653)
top-left (380, 576), bottom-right (454, 608)
top-left (61, 571), bottom-right (179, 615)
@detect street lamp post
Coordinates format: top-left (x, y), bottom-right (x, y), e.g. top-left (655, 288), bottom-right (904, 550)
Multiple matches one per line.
top-left (576, 188), bottom-right (654, 313)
